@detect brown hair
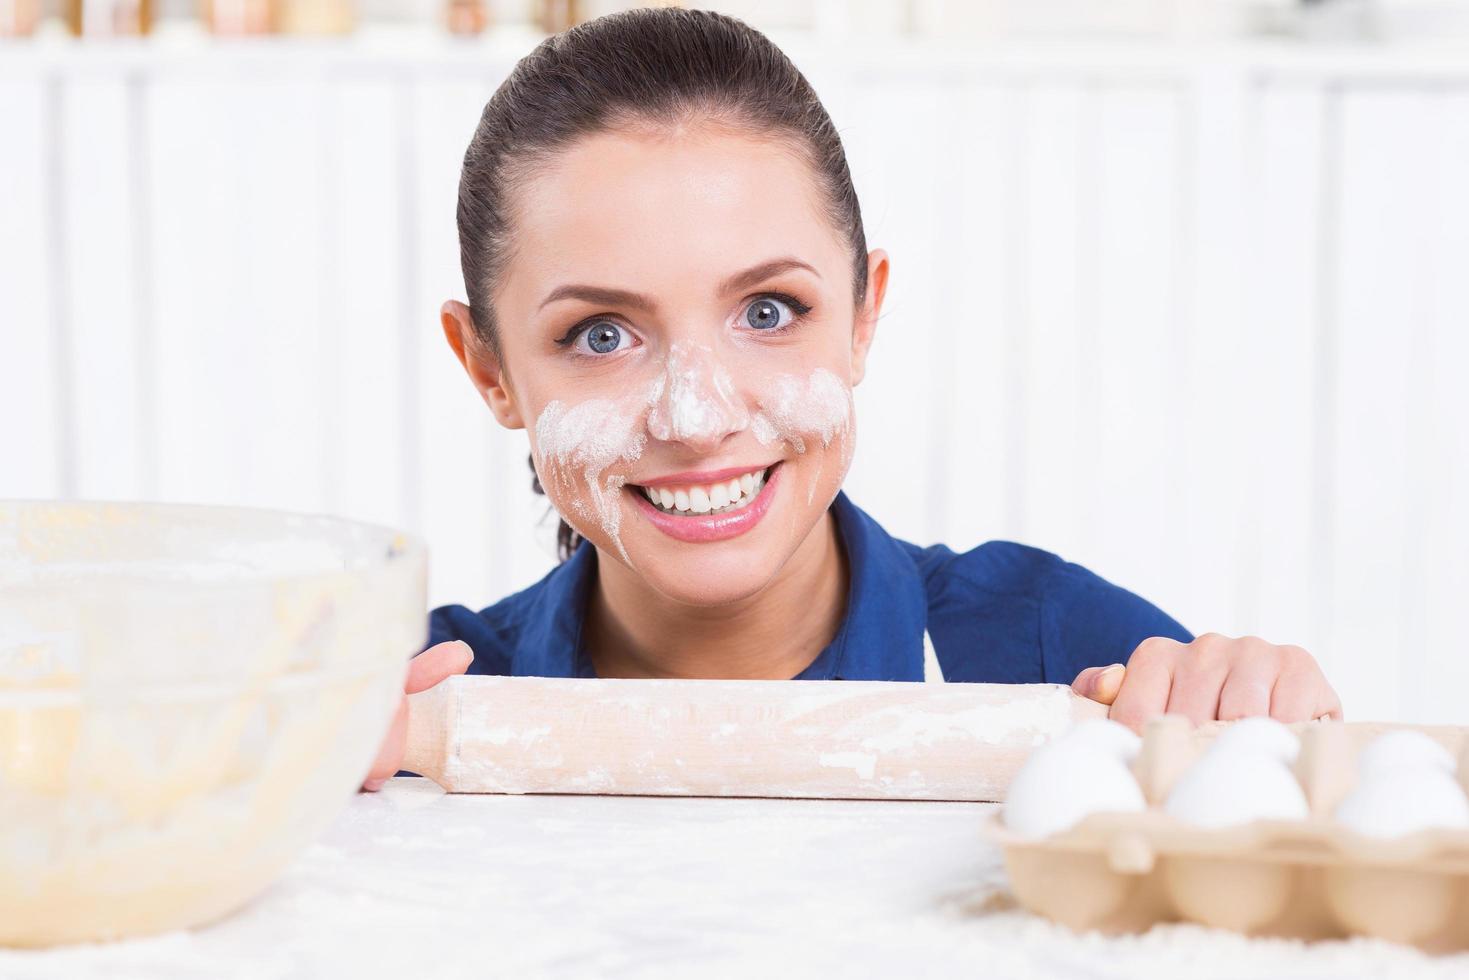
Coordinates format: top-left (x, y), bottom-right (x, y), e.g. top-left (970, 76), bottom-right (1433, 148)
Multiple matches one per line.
top-left (455, 6), bottom-right (868, 561)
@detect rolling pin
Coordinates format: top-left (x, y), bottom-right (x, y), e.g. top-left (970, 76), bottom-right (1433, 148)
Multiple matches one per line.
top-left (402, 675), bottom-right (1107, 801)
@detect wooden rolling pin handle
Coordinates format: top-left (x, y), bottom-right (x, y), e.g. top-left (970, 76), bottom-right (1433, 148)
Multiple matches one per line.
top-left (403, 678), bottom-right (458, 791)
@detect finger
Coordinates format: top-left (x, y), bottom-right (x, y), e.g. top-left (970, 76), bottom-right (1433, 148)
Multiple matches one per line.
top-left (1268, 647), bottom-right (1340, 723)
top-left (405, 640), bottom-right (474, 695)
top-left (364, 642), bottom-right (473, 792)
top-left (363, 695), bottom-right (409, 791)
top-left (1270, 668), bottom-right (1316, 722)
top-left (1316, 684), bottom-right (1344, 721)
top-left (1216, 654), bottom-right (1277, 721)
top-left (1163, 634), bottom-right (1236, 725)
top-left (1071, 664), bottom-right (1127, 706)
top-left (1110, 638), bottom-right (1181, 733)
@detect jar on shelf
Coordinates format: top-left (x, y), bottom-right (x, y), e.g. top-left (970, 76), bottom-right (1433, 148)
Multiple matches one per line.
top-left (0, 0), bottom-right (42, 36)
top-left (203, 0), bottom-right (275, 35)
top-left (446, 0), bottom-right (488, 35)
top-left (64, 0), bottom-right (156, 35)
top-left (536, 0), bottom-right (581, 33)
top-left (274, 0), bottom-right (355, 33)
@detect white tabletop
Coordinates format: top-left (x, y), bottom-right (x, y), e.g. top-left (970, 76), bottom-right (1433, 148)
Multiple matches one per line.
top-left (3, 779), bottom-right (1462, 979)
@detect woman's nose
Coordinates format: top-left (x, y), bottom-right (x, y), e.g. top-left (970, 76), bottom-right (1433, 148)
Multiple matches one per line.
top-left (646, 344), bottom-right (750, 451)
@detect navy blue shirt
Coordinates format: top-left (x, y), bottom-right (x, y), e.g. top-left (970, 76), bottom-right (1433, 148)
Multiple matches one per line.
top-left (428, 492), bottom-right (1192, 682)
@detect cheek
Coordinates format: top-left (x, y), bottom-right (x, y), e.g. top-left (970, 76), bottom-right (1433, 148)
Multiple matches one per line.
top-left (534, 455), bottom-right (590, 520)
top-left (797, 416), bottom-right (856, 507)
top-left (747, 367), bottom-right (856, 508)
top-left (530, 396), bottom-right (649, 562)
top-left (829, 413), bottom-right (858, 477)
top-left (750, 367), bottom-right (855, 455)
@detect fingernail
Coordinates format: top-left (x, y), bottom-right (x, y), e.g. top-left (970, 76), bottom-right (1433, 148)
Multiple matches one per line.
top-left (362, 778), bottom-right (385, 792)
top-left (1100, 663), bottom-right (1125, 679)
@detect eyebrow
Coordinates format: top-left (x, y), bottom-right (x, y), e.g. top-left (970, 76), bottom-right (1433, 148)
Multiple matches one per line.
top-left (537, 256), bottom-right (820, 313)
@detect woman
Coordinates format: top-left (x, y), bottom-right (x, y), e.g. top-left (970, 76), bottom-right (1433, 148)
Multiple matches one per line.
top-left (365, 7), bottom-right (1339, 790)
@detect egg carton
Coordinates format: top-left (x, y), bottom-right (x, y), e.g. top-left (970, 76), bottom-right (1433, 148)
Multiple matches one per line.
top-left (985, 718), bottom-right (1469, 951)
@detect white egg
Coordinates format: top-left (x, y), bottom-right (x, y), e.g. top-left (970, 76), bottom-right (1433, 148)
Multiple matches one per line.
top-left (1356, 730), bottom-right (1456, 779)
top-left (1211, 717), bottom-right (1301, 765)
top-left (1335, 769), bottom-right (1469, 838)
top-left (1004, 739), bottom-right (1146, 838)
top-left (1164, 750), bottom-right (1309, 828)
top-left (1056, 718), bottom-right (1143, 762)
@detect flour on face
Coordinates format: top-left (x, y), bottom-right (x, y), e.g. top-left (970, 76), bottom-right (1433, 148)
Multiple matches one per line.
top-left (750, 368), bottom-right (852, 454)
top-left (646, 343), bottom-right (750, 444)
top-left (750, 367), bottom-right (854, 503)
top-left (533, 396), bottom-right (648, 564)
top-left (532, 360), bottom-right (855, 558)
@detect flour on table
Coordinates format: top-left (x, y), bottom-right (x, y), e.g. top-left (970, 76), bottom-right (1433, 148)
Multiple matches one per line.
top-left (7, 785), bottom-right (1460, 979)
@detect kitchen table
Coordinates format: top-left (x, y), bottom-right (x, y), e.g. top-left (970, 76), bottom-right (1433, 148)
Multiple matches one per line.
top-left (3, 779), bottom-right (1461, 979)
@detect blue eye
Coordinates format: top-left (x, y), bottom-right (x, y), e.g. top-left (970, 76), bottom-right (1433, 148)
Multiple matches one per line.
top-left (584, 322), bottom-right (623, 354)
top-left (558, 319), bottom-right (635, 356)
top-left (742, 293), bottom-right (812, 332)
top-left (745, 297), bottom-right (788, 330)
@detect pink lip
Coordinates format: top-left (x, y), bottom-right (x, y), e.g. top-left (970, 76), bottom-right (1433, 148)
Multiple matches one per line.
top-left (635, 463), bottom-right (775, 488)
top-left (630, 462), bottom-right (781, 543)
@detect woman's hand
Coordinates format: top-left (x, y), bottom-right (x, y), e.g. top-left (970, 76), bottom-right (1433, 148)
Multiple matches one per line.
top-left (1070, 633), bottom-right (1342, 733)
top-left (361, 640), bottom-right (474, 792)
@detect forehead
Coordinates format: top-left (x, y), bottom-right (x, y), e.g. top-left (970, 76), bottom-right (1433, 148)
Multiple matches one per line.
top-left (502, 125), bottom-right (843, 306)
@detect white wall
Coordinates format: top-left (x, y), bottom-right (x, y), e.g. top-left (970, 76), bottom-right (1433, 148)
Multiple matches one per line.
top-left (2, 37), bottom-right (1466, 723)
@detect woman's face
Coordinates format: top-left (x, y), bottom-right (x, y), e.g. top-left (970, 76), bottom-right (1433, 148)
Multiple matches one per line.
top-left (447, 122), bottom-right (887, 606)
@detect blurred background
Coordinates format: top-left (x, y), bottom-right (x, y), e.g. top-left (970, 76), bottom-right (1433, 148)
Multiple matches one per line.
top-left (2, 0), bottom-right (1467, 722)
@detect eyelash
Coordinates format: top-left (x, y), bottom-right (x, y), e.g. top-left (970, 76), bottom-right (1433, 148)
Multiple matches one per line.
top-left (554, 292), bottom-right (816, 354)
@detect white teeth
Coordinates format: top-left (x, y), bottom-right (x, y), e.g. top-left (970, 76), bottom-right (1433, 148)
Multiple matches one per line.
top-left (637, 466), bottom-right (771, 516)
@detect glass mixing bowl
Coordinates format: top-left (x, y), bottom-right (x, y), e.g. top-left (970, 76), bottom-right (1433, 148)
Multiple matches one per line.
top-left (0, 501), bottom-right (426, 946)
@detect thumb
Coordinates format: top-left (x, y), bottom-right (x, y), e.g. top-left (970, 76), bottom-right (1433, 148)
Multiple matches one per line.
top-left (405, 640), bottom-right (474, 695)
top-left (363, 696), bottom-right (409, 792)
top-left (1072, 663), bottom-right (1127, 706)
top-left (363, 642), bottom-right (475, 792)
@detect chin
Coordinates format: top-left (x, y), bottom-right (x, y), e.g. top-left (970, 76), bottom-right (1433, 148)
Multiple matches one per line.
top-left (634, 545), bottom-right (784, 606)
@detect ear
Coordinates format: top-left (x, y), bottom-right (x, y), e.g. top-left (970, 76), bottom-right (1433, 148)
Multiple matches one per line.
top-left (441, 300), bottom-right (525, 430)
top-left (850, 248), bottom-right (888, 388)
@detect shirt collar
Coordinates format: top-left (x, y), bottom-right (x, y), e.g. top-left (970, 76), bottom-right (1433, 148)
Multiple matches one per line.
top-left (510, 537), bottom-right (597, 678)
top-left (516, 491), bottom-right (927, 681)
top-left (791, 492), bottom-right (927, 681)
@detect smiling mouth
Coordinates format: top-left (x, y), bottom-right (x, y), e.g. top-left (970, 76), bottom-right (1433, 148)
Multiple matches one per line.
top-left (631, 465), bottom-right (775, 516)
